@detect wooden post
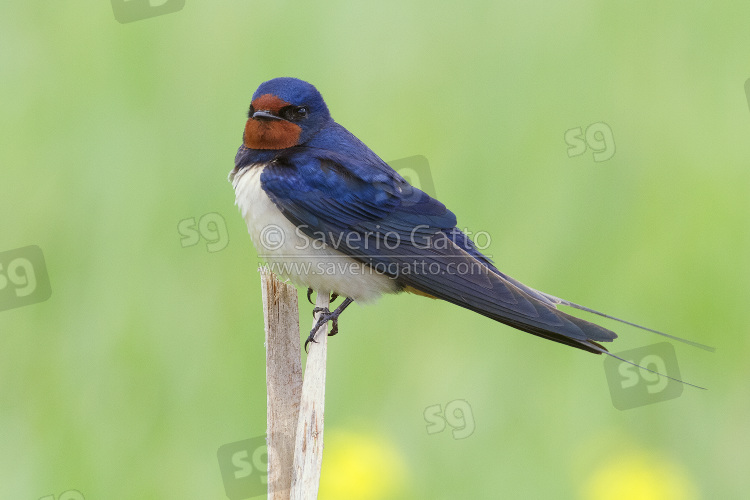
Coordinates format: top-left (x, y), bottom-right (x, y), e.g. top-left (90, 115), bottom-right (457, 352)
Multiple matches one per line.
top-left (261, 267), bottom-right (330, 500)
top-left (261, 268), bottom-right (303, 499)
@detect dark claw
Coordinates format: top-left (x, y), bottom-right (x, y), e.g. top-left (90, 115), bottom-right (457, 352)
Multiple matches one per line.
top-left (304, 334), bottom-right (318, 352)
top-left (307, 289), bottom-right (338, 306)
top-left (328, 322), bottom-right (339, 337)
top-left (305, 309), bottom-right (330, 351)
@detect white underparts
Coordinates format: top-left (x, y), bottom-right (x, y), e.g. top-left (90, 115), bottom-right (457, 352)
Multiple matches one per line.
top-left (231, 164), bottom-right (400, 302)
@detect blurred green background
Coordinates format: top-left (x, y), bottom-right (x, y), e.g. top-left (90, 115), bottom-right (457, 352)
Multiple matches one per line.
top-left (2, 1), bottom-right (749, 499)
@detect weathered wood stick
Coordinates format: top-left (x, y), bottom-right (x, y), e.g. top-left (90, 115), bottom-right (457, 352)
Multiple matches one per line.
top-left (261, 268), bottom-right (303, 499)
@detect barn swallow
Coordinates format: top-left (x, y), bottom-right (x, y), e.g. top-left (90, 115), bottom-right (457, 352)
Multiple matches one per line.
top-left (230, 77), bottom-right (710, 382)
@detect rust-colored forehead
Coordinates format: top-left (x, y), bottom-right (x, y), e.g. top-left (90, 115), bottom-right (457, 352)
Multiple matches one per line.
top-left (251, 94), bottom-right (290, 112)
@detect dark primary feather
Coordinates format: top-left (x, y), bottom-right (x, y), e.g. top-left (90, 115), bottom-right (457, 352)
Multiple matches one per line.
top-left (259, 147), bottom-right (618, 354)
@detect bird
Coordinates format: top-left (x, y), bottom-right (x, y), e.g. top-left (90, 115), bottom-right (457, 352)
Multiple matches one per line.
top-left (229, 77), bottom-right (710, 381)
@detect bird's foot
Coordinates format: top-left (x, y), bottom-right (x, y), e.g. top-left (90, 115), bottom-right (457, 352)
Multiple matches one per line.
top-left (306, 288), bottom-right (339, 305)
top-left (304, 297), bottom-right (354, 351)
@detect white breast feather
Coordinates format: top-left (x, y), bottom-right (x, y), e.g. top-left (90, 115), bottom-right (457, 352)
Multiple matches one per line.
top-left (231, 164), bottom-right (399, 302)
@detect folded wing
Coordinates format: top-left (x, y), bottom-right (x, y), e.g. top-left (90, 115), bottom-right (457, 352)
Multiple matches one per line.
top-left (261, 151), bottom-right (617, 353)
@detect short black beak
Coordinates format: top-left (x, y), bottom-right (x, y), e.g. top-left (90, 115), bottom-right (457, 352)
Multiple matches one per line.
top-left (252, 110), bottom-right (282, 121)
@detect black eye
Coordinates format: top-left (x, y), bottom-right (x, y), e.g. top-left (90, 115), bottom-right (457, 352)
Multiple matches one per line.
top-left (280, 105), bottom-right (309, 121)
top-left (247, 104), bottom-right (255, 118)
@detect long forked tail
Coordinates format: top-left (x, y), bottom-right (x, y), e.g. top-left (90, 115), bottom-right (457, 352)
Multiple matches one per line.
top-left (486, 290), bottom-right (710, 389)
top-left (535, 292), bottom-right (713, 390)
top-left (493, 274), bottom-right (713, 388)
top-left (495, 271), bottom-right (715, 352)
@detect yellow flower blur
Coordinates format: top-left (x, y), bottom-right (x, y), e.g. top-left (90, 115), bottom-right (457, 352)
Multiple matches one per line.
top-left (583, 450), bottom-right (699, 500)
top-left (319, 429), bottom-right (408, 500)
